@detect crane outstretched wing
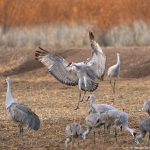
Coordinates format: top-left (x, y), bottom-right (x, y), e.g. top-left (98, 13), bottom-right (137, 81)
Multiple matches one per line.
top-left (86, 32), bottom-right (106, 80)
top-left (35, 47), bottom-right (78, 86)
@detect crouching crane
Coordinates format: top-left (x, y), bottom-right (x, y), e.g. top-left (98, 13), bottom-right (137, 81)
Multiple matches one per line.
top-left (5, 77), bottom-right (40, 139)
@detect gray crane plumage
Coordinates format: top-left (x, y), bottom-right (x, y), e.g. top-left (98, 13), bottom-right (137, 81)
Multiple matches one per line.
top-left (7, 103), bottom-right (40, 131)
top-left (144, 100), bottom-right (150, 116)
top-left (107, 52), bottom-right (120, 94)
top-left (104, 109), bottom-right (135, 141)
top-left (5, 77), bottom-right (40, 139)
top-left (135, 117), bottom-right (150, 144)
top-left (35, 32), bottom-right (106, 109)
top-left (65, 123), bottom-right (84, 150)
top-left (83, 113), bottom-right (105, 143)
top-left (87, 95), bottom-right (116, 114)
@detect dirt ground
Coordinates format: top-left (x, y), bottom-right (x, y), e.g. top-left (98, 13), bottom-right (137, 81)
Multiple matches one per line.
top-left (0, 47), bottom-right (150, 150)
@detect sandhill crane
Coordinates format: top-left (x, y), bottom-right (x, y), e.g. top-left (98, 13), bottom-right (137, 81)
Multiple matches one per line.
top-left (107, 52), bottom-right (120, 94)
top-left (82, 113), bottom-right (105, 143)
top-left (65, 123), bottom-right (84, 150)
top-left (35, 32), bottom-right (106, 110)
top-left (144, 100), bottom-right (150, 116)
top-left (5, 77), bottom-right (40, 139)
top-left (135, 117), bottom-right (150, 144)
top-left (104, 109), bottom-right (136, 142)
top-left (87, 95), bottom-right (117, 114)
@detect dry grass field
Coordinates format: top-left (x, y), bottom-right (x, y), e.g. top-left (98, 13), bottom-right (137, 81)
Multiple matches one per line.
top-left (0, 47), bottom-right (149, 150)
top-left (0, 0), bottom-right (149, 149)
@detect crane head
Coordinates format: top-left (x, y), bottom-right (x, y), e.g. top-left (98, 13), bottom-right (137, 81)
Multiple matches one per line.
top-left (6, 77), bottom-right (11, 83)
top-left (117, 52), bottom-right (120, 56)
top-left (87, 95), bottom-right (95, 101)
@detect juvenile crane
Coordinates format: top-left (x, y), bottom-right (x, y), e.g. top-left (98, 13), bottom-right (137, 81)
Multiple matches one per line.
top-left (35, 32), bottom-right (106, 110)
top-left (82, 112), bottom-right (104, 143)
top-left (107, 52), bottom-right (120, 94)
top-left (5, 77), bottom-right (40, 139)
top-left (65, 123), bottom-right (84, 150)
top-left (103, 109), bottom-right (136, 141)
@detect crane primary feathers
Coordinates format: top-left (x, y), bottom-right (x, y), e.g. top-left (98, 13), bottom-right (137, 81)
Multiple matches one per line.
top-left (107, 52), bottom-right (120, 94)
top-left (35, 31), bottom-right (106, 110)
top-left (5, 77), bottom-right (40, 139)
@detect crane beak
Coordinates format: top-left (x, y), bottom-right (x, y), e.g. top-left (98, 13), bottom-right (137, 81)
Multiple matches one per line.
top-left (86, 96), bottom-right (90, 101)
top-left (65, 62), bottom-right (72, 69)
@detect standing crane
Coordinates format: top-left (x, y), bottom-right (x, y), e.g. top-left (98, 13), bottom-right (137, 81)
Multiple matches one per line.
top-left (35, 32), bottom-right (106, 110)
top-left (107, 52), bottom-right (120, 94)
top-left (5, 77), bottom-right (40, 139)
top-left (65, 123), bottom-right (84, 150)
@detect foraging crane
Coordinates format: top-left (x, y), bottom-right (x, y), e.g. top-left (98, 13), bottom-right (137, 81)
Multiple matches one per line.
top-left (135, 117), bottom-right (150, 144)
top-left (104, 109), bottom-right (136, 142)
top-left (82, 112), bottom-right (104, 143)
top-left (65, 123), bottom-right (84, 150)
top-left (35, 32), bottom-right (106, 110)
top-left (5, 77), bottom-right (40, 139)
top-left (143, 100), bottom-right (150, 116)
top-left (107, 52), bottom-right (120, 94)
top-left (87, 95), bottom-right (117, 114)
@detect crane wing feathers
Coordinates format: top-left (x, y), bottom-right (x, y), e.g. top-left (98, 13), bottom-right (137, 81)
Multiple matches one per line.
top-left (8, 103), bottom-right (40, 130)
top-left (50, 63), bottom-right (78, 86)
top-left (80, 75), bottom-right (98, 92)
top-left (89, 31), bottom-right (95, 40)
top-left (86, 32), bottom-right (106, 79)
top-left (35, 48), bottom-right (78, 86)
top-left (89, 31), bottom-right (103, 54)
top-left (86, 50), bottom-right (106, 80)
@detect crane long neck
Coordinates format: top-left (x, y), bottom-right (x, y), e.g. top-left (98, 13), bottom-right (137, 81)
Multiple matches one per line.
top-left (117, 54), bottom-right (120, 66)
top-left (90, 99), bottom-right (94, 107)
top-left (6, 81), bottom-right (14, 108)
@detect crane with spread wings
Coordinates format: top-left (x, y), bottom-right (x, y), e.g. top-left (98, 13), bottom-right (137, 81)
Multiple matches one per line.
top-left (35, 32), bottom-right (106, 109)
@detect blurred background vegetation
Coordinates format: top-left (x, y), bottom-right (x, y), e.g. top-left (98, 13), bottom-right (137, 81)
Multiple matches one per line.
top-left (0, 0), bottom-right (150, 48)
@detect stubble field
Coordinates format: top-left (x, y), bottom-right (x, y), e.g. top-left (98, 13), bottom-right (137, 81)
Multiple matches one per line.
top-left (0, 47), bottom-right (150, 150)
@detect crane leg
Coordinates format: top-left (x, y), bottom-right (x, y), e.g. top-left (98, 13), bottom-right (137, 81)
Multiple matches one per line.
top-left (103, 124), bottom-right (106, 134)
top-left (109, 78), bottom-right (114, 94)
top-left (107, 124), bottom-right (111, 134)
top-left (80, 91), bottom-right (86, 102)
top-left (93, 131), bottom-right (96, 144)
top-left (19, 124), bottom-right (23, 140)
top-left (74, 91), bottom-right (82, 110)
top-left (114, 127), bottom-right (117, 142)
top-left (71, 137), bottom-right (74, 150)
top-left (113, 80), bottom-right (116, 94)
top-left (120, 126), bottom-right (123, 132)
top-left (77, 138), bottom-right (80, 150)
